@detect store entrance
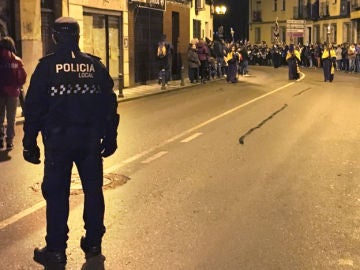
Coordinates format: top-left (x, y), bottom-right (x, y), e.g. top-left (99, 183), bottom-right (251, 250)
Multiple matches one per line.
top-left (83, 12), bottom-right (123, 90)
top-left (134, 8), bottom-right (163, 84)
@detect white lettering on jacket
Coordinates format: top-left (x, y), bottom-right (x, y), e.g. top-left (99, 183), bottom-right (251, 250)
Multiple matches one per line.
top-left (55, 63), bottom-right (95, 73)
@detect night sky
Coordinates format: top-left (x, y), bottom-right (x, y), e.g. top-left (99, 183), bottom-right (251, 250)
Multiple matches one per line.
top-left (213, 0), bottom-right (249, 41)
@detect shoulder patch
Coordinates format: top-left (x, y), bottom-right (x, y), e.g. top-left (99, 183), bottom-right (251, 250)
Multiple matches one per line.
top-left (39, 53), bottom-right (55, 62)
top-left (84, 53), bottom-right (101, 61)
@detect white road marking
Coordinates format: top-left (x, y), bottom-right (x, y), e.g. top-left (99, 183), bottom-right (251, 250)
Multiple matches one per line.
top-left (108, 82), bottom-right (295, 172)
top-left (0, 81), bottom-right (295, 230)
top-left (0, 201), bottom-right (46, 230)
top-left (141, 151), bottom-right (168, 164)
top-left (181, 132), bottom-right (203, 142)
top-left (338, 258), bottom-right (354, 266)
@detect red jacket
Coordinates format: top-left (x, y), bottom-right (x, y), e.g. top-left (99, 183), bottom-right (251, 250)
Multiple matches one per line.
top-left (0, 47), bottom-right (27, 97)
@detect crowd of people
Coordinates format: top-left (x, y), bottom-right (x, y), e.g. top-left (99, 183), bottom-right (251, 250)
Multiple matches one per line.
top-left (186, 36), bottom-right (251, 84)
top-left (183, 36), bottom-right (360, 84)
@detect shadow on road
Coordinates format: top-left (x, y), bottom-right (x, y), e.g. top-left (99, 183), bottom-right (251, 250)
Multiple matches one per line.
top-left (0, 150), bottom-right (11, 162)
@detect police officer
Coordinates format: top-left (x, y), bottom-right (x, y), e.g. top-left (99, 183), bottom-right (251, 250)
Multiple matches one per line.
top-left (22, 17), bottom-right (119, 269)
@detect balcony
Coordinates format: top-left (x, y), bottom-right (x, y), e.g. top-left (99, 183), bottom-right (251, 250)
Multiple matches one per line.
top-left (293, 5), bottom-right (311, 19)
top-left (319, 2), bottom-right (329, 17)
top-left (340, 1), bottom-right (350, 16)
top-left (351, 0), bottom-right (360, 11)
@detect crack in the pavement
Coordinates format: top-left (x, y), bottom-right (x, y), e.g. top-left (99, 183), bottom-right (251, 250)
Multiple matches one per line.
top-left (239, 104), bottom-right (288, 145)
top-left (293, 87), bottom-right (311, 97)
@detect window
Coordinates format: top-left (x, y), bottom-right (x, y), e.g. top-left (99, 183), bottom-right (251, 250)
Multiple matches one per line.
top-left (314, 25), bottom-right (320, 43)
top-left (83, 14), bottom-right (106, 62)
top-left (256, 0), bottom-right (261, 11)
top-left (273, 0), bottom-right (277, 11)
top-left (41, 0), bottom-right (53, 9)
top-left (341, 0), bottom-right (349, 15)
top-left (282, 0), bottom-right (286, 10)
top-left (193, 19), bottom-right (201, 38)
top-left (323, 24), bottom-right (336, 43)
top-left (323, 24), bottom-right (330, 43)
top-left (332, 24), bottom-right (337, 44)
top-left (280, 26), bottom-right (286, 42)
top-left (83, 13), bottom-right (122, 84)
top-left (255, 27), bottom-right (261, 43)
top-left (196, 0), bottom-right (204, 9)
top-left (343, 23), bottom-right (351, 43)
top-left (41, 2), bottom-right (55, 55)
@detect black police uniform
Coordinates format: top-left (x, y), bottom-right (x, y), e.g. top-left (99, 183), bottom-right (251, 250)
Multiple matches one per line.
top-left (23, 17), bottom-right (119, 265)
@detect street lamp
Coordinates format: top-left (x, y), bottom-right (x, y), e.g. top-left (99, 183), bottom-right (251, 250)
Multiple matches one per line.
top-left (327, 24), bottom-right (331, 43)
top-left (214, 5), bottom-right (227, 39)
top-left (215, 5), bottom-right (227, 15)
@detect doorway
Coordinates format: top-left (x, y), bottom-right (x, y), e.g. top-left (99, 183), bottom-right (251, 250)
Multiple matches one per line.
top-left (172, 12), bottom-right (180, 79)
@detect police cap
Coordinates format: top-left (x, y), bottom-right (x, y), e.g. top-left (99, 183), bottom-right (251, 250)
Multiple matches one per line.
top-left (53, 17), bottom-right (80, 36)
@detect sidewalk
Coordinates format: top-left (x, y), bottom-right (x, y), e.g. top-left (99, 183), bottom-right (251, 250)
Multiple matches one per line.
top-left (15, 78), bottom-right (211, 124)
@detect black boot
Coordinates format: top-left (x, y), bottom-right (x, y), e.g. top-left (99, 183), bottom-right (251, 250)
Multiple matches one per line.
top-left (33, 247), bottom-right (66, 269)
top-left (80, 236), bottom-right (102, 259)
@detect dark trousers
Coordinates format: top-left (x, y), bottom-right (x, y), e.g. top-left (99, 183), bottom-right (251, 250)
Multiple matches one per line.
top-left (322, 59), bottom-right (333, 81)
top-left (159, 59), bottom-right (170, 83)
top-left (42, 127), bottom-right (105, 251)
top-left (288, 58), bottom-right (299, 80)
top-left (227, 62), bottom-right (238, 83)
top-left (188, 67), bottom-right (199, 82)
top-left (199, 60), bottom-right (208, 82)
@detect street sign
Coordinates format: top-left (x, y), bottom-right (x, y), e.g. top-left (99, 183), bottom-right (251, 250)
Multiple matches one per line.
top-left (129, 0), bottom-right (166, 11)
top-left (286, 19), bottom-right (306, 24)
top-left (286, 19), bottom-right (305, 35)
top-left (286, 24), bottom-right (305, 29)
top-left (287, 32), bottom-right (304, 37)
top-left (286, 20), bottom-right (305, 27)
top-left (286, 29), bottom-right (305, 33)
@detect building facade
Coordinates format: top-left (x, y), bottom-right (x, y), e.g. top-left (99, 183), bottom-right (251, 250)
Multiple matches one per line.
top-left (0, 0), bottom-right (128, 90)
top-left (249, 0), bottom-right (359, 46)
top-left (1, 0), bottom-right (213, 90)
top-left (128, 0), bottom-right (213, 85)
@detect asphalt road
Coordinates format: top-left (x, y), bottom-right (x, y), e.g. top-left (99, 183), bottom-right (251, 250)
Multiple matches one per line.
top-left (1, 66), bottom-right (360, 269)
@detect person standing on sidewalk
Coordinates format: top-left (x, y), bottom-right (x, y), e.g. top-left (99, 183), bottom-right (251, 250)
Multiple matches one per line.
top-left (196, 38), bottom-right (209, 84)
top-left (335, 44), bottom-right (343, 71)
top-left (22, 17), bottom-right (119, 269)
top-left (0, 36), bottom-right (27, 150)
top-left (347, 43), bottom-right (356, 73)
top-left (212, 35), bottom-right (225, 78)
top-left (187, 43), bottom-right (200, 83)
top-left (156, 34), bottom-right (173, 85)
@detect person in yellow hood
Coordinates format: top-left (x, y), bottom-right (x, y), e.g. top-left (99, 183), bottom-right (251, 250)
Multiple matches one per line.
top-left (285, 44), bottom-right (301, 80)
top-left (321, 42), bottom-right (336, 82)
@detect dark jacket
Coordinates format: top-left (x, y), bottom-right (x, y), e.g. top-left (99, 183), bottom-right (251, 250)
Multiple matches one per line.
top-left (213, 40), bottom-right (225, 58)
top-left (187, 48), bottom-right (200, 68)
top-left (197, 41), bottom-right (209, 61)
top-left (0, 47), bottom-right (27, 97)
top-left (23, 42), bottom-right (117, 148)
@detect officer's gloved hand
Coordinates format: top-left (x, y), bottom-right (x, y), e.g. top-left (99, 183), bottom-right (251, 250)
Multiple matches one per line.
top-left (100, 137), bottom-right (117, 158)
top-left (101, 113), bottom-right (119, 158)
top-left (23, 145), bottom-right (41, 164)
